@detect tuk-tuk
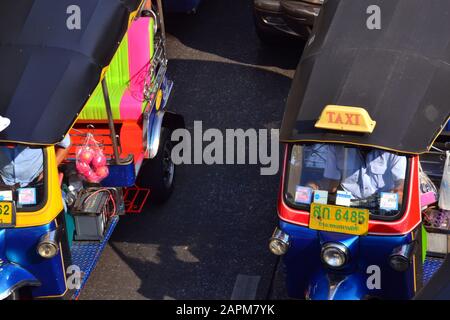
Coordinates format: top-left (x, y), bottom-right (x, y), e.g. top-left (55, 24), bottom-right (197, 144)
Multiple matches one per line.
top-left (269, 0), bottom-right (450, 300)
top-left (0, 0), bottom-right (183, 299)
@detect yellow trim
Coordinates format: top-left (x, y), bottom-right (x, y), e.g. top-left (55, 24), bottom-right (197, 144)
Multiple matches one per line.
top-left (129, 0), bottom-right (145, 22)
top-left (429, 115), bottom-right (450, 150)
top-left (315, 105), bottom-right (377, 133)
top-left (35, 287), bottom-right (68, 299)
top-left (412, 254), bottom-right (417, 293)
top-left (99, 66), bottom-right (109, 81)
top-left (15, 146), bottom-right (63, 228)
top-left (155, 89), bottom-right (163, 111)
top-left (411, 231), bottom-right (417, 293)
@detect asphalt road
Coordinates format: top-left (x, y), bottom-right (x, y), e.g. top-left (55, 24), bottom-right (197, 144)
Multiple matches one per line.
top-left (79, 0), bottom-right (304, 300)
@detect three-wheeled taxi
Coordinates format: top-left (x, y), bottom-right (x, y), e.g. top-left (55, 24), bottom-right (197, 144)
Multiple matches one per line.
top-left (0, 0), bottom-right (183, 299)
top-left (269, 0), bottom-right (450, 300)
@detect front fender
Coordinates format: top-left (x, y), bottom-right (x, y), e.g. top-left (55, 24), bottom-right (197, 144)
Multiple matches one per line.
top-left (147, 110), bottom-right (185, 159)
top-left (307, 271), bottom-right (367, 300)
top-left (0, 262), bottom-right (40, 300)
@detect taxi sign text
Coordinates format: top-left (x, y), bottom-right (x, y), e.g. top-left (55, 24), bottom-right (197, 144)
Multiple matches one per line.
top-left (315, 105), bottom-right (376, 133)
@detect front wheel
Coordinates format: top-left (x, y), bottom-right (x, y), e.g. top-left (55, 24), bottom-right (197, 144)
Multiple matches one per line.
top-left (6, 287), bottom-right (32, 300)
top-left (137, 128), bottom-right (175, 204)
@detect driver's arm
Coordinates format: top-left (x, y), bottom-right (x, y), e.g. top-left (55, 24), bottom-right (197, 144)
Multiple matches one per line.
top-left (55, 135), bottom-right (71, 166)
top-left (390, 155), bottom-right (407, 203)
top-left (307, 145), bottom-right (341, 193)
top-left (308, 178), bottom-right (340, 193)
top-left (36, 136), bottom-right (71, 182)
top-left (392, 180), bottom-right (405, 203)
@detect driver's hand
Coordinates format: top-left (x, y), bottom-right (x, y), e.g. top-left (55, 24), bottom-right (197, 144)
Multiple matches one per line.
top-left (307, 182), bottom-right (320, 190)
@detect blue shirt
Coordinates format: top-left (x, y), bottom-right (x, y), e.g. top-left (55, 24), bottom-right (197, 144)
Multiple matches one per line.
top-left (323, 145), bottom-right (407, 199)
top-left (0, 135), bottom-right (71, 187)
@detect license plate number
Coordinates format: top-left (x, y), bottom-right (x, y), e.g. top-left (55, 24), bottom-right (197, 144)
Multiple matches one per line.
top-left (0, 202), bottom-right (15, 227)
top-left (309, 203), bottom-right (369, 236)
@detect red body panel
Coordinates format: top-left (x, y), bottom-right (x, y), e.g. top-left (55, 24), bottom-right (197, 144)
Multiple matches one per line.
top-left (68, 121), bottom-right (144, 163)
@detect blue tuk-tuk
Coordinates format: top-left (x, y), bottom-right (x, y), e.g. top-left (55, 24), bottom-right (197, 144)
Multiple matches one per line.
top-left (270, 0), bottom-right (450, 300)
top-left (0, 0), bottom-right (183, 299)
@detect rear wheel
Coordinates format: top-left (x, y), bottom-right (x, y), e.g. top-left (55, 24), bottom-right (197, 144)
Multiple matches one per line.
top-left (137, 128), bottom-right (175, 204)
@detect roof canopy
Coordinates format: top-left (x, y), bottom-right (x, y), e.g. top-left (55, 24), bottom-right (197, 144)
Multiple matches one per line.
top-left (0, 0), bottom-right (142, 145)
top-left (280, 0), bottom-right (450, 154)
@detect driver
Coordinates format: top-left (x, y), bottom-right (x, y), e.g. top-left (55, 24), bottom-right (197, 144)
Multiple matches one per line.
top-left (0, 135), bottom-right (71, 188)
top-left (307, 145), bottom-right (407, 203)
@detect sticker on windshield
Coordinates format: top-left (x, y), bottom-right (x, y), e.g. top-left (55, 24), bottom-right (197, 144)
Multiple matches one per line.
top-left (380, 192), bottom-right (399, 211)
top-left (313, 190), bottom-right (328, 204)
top-left (336, 191), bottom-right (352, 207)
top-left (17, 188), bottom-right (37, 206)
top-left (0, 190), bottom-right (13, 201)
top-left (295, 186), bottom-right (313, 205)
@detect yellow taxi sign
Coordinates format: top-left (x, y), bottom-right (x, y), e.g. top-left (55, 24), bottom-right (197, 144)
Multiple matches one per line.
top-left (315, 105), bottom-right (376, 133)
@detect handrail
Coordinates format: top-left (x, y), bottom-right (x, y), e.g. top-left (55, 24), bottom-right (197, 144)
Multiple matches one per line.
top-left (101, 79), bottom-right (122, 164)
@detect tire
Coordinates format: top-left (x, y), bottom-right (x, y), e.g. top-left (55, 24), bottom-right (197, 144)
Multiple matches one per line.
top-left (6, 287), bottom-right (32, 300)
top-left (137, 128), bottom-right (175, 204)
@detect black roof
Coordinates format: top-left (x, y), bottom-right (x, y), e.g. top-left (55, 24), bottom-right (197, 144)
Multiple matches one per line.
top-left (0, 0), bottom-right (142, 145)
top-left (280, 0), bottom-right (450, 154)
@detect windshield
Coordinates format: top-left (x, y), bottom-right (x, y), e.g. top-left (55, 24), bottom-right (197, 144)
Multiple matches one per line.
top-left (284, 144), bottom-right (409, 218)
top-left (0, 145), bottom-right (46, 210)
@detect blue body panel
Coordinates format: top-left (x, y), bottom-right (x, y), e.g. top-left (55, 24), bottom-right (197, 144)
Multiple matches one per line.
top-left (0, 221), bottom-right (67, 298)
top-left (280, 221), bottom-right (416, 300)
top-left (308, 271), bottom-right (367, 300)
top-left (164, 0), bottom-right (202, 13)
top-left (101, 162), bottom-right (136, 187)
top-left (0, 262), bottom-right (40, 300)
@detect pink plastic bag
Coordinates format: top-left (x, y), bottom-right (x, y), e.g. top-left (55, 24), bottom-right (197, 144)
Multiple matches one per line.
top-left (76, 133), bottom-right (109, 183)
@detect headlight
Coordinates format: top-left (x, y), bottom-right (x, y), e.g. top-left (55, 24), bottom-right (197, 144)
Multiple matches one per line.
top-left (269, 228), bottom-right (290, 256)
top-left (37, 242), bottom-right (59, 259)
top-left (321, 243), bottom-right (348, 269)
top-left (37, 230), bottom-right (59, 259)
